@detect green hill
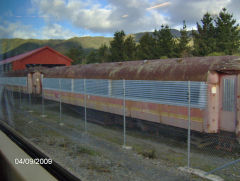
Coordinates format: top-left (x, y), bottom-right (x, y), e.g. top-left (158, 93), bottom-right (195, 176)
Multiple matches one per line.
top-left (0, 36), bottom-right (113, 60)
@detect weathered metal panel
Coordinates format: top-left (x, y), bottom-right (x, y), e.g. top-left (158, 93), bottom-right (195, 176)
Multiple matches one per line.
top-left (42, 78), bottom-right (62, 91)
top-left (125, 80), bottom-right (207, 109)
top-left (86, 79), bottom-right (108, 96)
top-left (73, 79), bottom-right (84, 93)
top-left (42, 78), bottom-right (208, 109)
top-left (0, 77), bottom-right (27, 86)
top-left (60, 78), bottom-right (72, 92)
top-left (236, 74), bottom-right (240, 138)
top-left (222, 78), bottom-right (235, 112)
top-left (220, 75), bottom-right (237, 132)
top-left (111, 80), bottom-right (124, 98)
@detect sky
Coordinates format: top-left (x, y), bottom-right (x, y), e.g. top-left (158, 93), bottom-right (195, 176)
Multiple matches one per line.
top-left (0, 0), bottom-right (239, 39)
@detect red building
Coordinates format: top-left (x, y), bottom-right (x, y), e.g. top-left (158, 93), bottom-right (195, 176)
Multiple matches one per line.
top-left (0, 46), bottom-right (72, 73)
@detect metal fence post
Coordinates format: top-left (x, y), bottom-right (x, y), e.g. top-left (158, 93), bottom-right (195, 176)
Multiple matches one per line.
top-left (28, 91), bottom-right (32, 112)
top-left (29, 92), bottom-right (31, 106)
top-left (59, 79), bottom-right (62, 123)
top-left (41, 74), bottom-right (46, 117)
top-left (11, 86), bottom-right (15, 108)
top-left (123, 79), bottom-right (126, 147)
top-left (71, 79), bottom-right (74, 92)
top-left (84, 79), bottom-right (87, 132)
top-left (19, 86), bottom-right (21, 106)
top-left (187, 81), bottom-right (191, 168)
top-left (11, 86), bottom-right (14, 100)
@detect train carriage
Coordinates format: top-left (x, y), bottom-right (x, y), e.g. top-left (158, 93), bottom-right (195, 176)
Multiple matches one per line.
top-left (2, 55), bottom-right (240, 139)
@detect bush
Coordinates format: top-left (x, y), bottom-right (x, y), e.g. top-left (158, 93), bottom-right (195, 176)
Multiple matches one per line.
top-left (140, 149), bottom-right (157, 159)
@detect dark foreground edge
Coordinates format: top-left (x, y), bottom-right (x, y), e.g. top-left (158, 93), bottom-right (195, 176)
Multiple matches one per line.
top-left (0, 121), bottom-right (81, 181)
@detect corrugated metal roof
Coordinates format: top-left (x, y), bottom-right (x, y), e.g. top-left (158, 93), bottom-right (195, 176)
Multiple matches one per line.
top-left (5, 55), bottom-right (240, 81)
top-left (0, 46), bottom-right (72, 65)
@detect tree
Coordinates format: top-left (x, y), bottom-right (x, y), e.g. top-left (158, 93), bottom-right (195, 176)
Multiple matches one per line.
top-left (154, 25), bottom-right (177, 58)
top-left (123, 36), bottom-right (137, 61)
top-left (137, 33), bottom-right (156, 60)
top-left (193, 13), bottom-right (216, 56)
top-left (109, 31), bottom-right (138, 61)
top-left (98, 44), bottom-right (110, 63)
top-left (86, 50), bottom-right (98, 64)
top-left (178, 21), bottom-right (191, 57)
top-left (109, 30), bottom-right (125, 61)
top-left (215, 8), bottom-right (240, 55)
top-left (66, 46), bottom-right (84, 64)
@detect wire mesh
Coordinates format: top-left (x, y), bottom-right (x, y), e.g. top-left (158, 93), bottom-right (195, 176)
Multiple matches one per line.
top-left (1, 76), bottom-right (240, 181)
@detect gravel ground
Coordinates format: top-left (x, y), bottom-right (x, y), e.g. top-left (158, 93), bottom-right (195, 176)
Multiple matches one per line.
top-left (3, 95), bottom-right (240, 181)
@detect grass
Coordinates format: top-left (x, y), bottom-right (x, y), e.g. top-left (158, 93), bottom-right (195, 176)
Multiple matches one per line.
top-left (74, 146), bottom-right (99, 156)
top-left (140, 149), bottom-right (157, 159)
top-left (90, 130), bottom-right (123, 145)
top-left (132, 144), bottom-right (157, 159)
top-left (85, 163), bottom-right (111, 173)
top-left (154, 148), bottom-right (186, 166)
top-left (58, 139), bottom-right (71, 148)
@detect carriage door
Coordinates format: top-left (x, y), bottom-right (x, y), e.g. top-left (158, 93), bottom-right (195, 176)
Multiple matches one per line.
top-left (220, 75), bottom-right (236, 132)
top-left (27, 73), bottom-right (33, 94)
top-left (32, 72), bottom-right (41, 94)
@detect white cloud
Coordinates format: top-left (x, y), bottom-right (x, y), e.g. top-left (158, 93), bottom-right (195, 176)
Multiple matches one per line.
top-left (2, 0), bottom-right (238, 39)
top-left (0, 21), bottom-right (77, 39)
top-left (0, 21), bottom-right (37, 39)
top-left (31, 0), bottom-right (113, 32)
top-left (41, 23), bottom-right (77, 39)
top-left (163, 0), bottom-right (233, 27)
top-left (31, 0), bottom-right (165, 33)
top-left (226, 0), bottom-right (240, 23)
top-left (30, 0), bottom-right (240, 34)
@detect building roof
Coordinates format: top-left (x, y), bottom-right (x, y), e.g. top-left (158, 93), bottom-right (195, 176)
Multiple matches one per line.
top-left (0, 46), bottom-right (72, 65)
top-left (5, 55), bottom-right (240, 81)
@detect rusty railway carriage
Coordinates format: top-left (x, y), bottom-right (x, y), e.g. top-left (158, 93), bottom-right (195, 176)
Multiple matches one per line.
top-left (2, 56), bottom-right (240, 140)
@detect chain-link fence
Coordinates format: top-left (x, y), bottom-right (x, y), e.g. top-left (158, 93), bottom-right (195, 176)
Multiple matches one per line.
top-left (0, 76), bottom-right (239, 181)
